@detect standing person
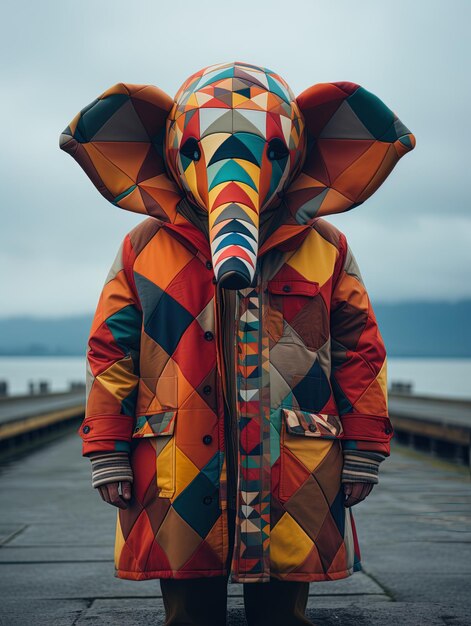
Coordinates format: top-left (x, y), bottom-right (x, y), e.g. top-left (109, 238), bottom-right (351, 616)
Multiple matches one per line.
top-left (60, 62), bottom-right (415, 626)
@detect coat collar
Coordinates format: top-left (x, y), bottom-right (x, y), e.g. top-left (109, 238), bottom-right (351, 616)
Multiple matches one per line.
top-left (160, 198), bottom-right (314, 263)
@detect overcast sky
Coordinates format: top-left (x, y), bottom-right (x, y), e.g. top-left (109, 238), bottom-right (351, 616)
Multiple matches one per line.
top-left (1, 0), bottom-right (469, 317)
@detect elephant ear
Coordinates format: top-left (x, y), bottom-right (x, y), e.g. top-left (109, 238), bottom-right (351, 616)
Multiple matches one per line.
top-left (60, 83), bottom-right (182, 222)
top-left (285, 82), bottom-right (416, 222)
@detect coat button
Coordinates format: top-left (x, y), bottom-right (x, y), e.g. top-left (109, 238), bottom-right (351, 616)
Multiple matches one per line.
top-left (204, 331), bottom-right (214, 341)
top-left (206, 261), bottom-right (213, 270)
top-left (282, 284), bottom-right (291, 292)
top-left (82, 425), bottom-right (90, 434)
top-left (203, 495), bottom-right (213, 505)
top-left (203, 434), bottom-right (212, 445)
top-left (203, 385), bottom-right (212, 395)
top-left (308, 423), bottom-right (317, 433)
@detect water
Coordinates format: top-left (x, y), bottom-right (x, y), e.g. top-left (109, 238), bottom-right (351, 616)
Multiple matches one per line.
top-left (0, 356), bottom-right (470, 400)
top-left (0, 357), bottom-right (86, 396)
top-left (387, 357), bottom-right (471, 400)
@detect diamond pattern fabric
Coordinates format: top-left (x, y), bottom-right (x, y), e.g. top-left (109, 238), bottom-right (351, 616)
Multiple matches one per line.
top-left (61, 62), bottom-right (415, 583)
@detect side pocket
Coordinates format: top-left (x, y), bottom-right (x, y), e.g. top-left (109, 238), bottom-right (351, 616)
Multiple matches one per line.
top-left (132, 410), bottom-right (177, 498)
top-left (282, 408), bottom-right (343, 438)
top-left (279, 408), bottom-right (343, 503)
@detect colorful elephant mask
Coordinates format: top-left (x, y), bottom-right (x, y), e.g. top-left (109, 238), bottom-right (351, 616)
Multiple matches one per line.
top-left (60, 61), bottom-right (415, 289)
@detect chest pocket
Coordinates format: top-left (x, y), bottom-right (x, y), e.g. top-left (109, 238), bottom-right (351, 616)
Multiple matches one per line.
top-left (266, 279), bottom-right (328, 350)
top-left (132, 410), bottom-right (177, 498)
top-left (268, 278), bottom-right (320, 297)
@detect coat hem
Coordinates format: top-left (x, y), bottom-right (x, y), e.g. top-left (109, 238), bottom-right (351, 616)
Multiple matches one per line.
top-left (114, 562), bottom-right (361, 582)
top-left (114, 567), bottom-right (228, 581)
top-left (230, 563), bottom-right (361, 583)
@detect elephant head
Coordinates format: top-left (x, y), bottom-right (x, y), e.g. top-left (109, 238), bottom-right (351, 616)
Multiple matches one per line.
top-left (60, 61), bottom-right (415, 289)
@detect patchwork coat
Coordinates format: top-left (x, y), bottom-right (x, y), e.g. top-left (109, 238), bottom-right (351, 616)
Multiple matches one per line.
top-left (60, 62), bottom-right (415, 583)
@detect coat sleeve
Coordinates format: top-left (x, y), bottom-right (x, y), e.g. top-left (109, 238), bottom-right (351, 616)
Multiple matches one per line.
top-left (78, 233), bottom-right (142, 457)
top-left (87, 450), bottom-right (134, 488)
top-left (330, 231), bottom-right (394, 465)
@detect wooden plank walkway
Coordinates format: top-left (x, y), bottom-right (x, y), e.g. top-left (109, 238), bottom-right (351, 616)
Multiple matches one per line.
top-left (0, 431), bottom-right (470, 624)
top-left (0, 390), bottom-right (85, 425)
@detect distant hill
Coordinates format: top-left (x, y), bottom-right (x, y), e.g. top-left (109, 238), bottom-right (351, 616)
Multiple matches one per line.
top-left (0, 315), bottom-right (92, 356)
top-left (374, 299), bottom-right (471, 357)
top-left (0, 300), bottom-right (470, 357)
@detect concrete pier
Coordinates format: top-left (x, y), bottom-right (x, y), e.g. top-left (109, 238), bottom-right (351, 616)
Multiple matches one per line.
top-left (0, 433), bottom-right (470, 625)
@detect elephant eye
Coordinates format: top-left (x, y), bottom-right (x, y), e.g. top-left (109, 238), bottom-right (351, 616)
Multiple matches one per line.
top-left (267, 138), bottom-right (289, 161)
top-left (180, 137), bottom-right (201, 162)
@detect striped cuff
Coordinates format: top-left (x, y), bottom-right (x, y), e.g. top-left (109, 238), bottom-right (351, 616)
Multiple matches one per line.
top-left (341, 450), bottom-right (387, 484)
top-left (87, 451), bottom-right (133, 488)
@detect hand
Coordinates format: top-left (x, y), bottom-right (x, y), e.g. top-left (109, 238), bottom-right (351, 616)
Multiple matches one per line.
top-left (343, 481), bottom-right (374, 507)
top-left (97, 481), bottom-right (133, 509)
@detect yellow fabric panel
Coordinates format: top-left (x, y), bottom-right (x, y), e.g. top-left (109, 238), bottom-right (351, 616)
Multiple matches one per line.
top-left (287, 229), bottom-right (338, 286)
top-left (97, 355), bottom-right (139, 402)
top-left (232, 93), bottom-right (249, 107)
top-left (114, 509), bottom-right (126, 569)
top-left (378, 356), bottom-right (388, 398)
top-left (233, 158), bottom-right (260, 189)
top-left (185, 93), bottom-right (199, 109)
top-left (172, 447), bottom-right (201, 501)
top-left (157, 437), bottom-right (176, 497)
top-left (183, 160), bottom-right (206, 207)
top-left (282, 431), bottom-right (334, 474)
top-left (270, 513), bottom-right (313, 572)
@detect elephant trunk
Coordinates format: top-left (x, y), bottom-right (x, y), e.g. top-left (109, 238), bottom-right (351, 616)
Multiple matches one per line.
top-left (209, 203), bottom-right (259, 290)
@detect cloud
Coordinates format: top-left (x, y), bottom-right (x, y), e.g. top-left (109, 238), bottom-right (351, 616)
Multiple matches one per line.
top-left (1, 0), bottom-right (470, 315)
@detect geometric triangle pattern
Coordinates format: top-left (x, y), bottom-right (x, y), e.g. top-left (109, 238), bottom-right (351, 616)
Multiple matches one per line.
top-left (285, 81), bottom-right (416, 223)
top-left (60, 63), bottom-right (415, 288)
top-left (59, 82), bottom-right (183, 223)
top-left (63, 61), bottom-right (413, 585)
top-left (230, 286), bottom-right (272, 581)
top-left (165, 62), bottom-right (305, 288)
top-left (75, 185), bottom-right (397, 583)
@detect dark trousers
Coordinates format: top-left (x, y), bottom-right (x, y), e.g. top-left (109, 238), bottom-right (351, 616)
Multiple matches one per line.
top-left (161, 508), bottom-right (314, 626)
top-left (161, 574), bottom-right (312, 626)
